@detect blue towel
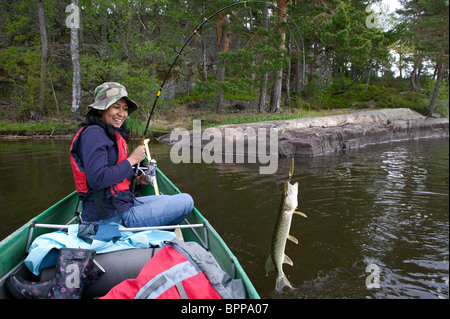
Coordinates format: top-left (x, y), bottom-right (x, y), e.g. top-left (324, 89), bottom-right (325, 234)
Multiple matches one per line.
top-left (95, 224), bottom-right (122, 242)
top-left (77, 223), bottom-right (122, 244)
top-left (25, 223), bottom-right (176, 275)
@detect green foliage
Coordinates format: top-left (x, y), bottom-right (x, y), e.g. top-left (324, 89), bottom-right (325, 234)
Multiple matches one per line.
top-left (377, 91), bottom-right (429, 114)
top-left (0, 121), bottom-right (77, 135)
top-left (0, 46), bottom-right (41, 109)
top-left (80, 54), bottom-right (159, 118)
top-left (308, 76), bottom-right (392, 109)
top-left (125, 117), bottom-right (146, 137)
top-left (0, 0), bottom-right (448, 125)
top-left (422, 76), bottom-right (450, 101)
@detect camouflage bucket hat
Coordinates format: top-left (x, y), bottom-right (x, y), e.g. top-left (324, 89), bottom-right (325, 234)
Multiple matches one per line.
top-left (88, 82), bottom-right (138, 114)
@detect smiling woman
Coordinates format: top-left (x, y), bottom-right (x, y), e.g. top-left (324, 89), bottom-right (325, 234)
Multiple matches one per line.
top-left (88, 82), bottom-right (138, 115)
top-left (69, 82), bottom-right (194, 230)
top-left (101, 99), bottom-right (129, 128)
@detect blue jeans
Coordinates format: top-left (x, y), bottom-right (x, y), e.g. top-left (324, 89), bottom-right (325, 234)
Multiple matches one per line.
top-left (94, 193), bottom-right (194, 228)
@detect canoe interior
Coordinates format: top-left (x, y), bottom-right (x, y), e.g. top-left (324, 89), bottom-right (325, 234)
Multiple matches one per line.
top-left (0, 168), bottom-right (259, 299)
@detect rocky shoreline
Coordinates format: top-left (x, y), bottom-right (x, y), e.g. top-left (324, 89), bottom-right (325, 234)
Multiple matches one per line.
top-left (158, 108), bottom-right (449, 157)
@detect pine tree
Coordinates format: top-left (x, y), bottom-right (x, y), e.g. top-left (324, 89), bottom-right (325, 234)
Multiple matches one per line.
top-left (399, 0), bottom-right (449, 113)
top-left (268, 0), bottom-right (290, 113)
top-left (418, 0), bottom-right (449, 114)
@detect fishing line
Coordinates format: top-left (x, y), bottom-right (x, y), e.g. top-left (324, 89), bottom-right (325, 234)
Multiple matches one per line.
top-left (140, 0), bottom-right (306, 142)
top-left (131, 1), bottom-right (305, 194)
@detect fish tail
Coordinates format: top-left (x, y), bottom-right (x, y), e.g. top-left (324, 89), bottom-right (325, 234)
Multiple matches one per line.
top-left (275, 273), bottom-right (293, 293)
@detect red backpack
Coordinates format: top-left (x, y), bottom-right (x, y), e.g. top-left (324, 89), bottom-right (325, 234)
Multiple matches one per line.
top-left (101, 239), bottom-right (244, 299)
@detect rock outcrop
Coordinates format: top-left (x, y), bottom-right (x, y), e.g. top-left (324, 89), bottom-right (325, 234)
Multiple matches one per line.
top-left (157, 108), bottom-right (449, 157)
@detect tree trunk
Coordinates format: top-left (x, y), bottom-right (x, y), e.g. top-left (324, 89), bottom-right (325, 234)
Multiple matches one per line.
top-left (410, 66), bottom-right (418, 92)
top-left (201, 3), bottom-right (208, 81)
top-left (293, 56), bottom-right (303, 96)
top-left (269, 0), bottom-right (290, 113)
top-left (38, 0), bottom-right (48, 116)
top-left (365, 66), bottom-right (372, 91)
top-left (410, 9), bottom-right (422, 92)
top-left (284, 35), bottom-right (291, 106)
top-left (417, 60), bottom-right (422, 86)
top-left (291, 0), bottom-right (302, 96)
top-left (429, 13), bottom-right (447, 116)
top-left (215, 65), bottom-right (225, 113)
top-left (410, 50), bottom-right (423, 92)
top-left (258, 4), bottom-right (269, 113)
top-left (269, 69), bottom-right (283, 113)
top-left (429, 63), bottom-right (444, 115)
top-left (201, 29), bottom-right (207, 81)
top-left (70, 0), bottom-right (81, 116)
top-left (310, 30), bottom-right (319, 75)
top-left (214, 15), bottom-right (230, 113)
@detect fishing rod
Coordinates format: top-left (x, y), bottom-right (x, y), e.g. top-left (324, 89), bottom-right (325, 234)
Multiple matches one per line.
top-left (140, 0), bottom-right (305, 143)
top-left (132, 1), bottom-right (305, 192)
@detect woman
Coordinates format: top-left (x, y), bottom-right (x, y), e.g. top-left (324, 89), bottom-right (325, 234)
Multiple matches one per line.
top-left (70, 82), bottom-right (193, 228)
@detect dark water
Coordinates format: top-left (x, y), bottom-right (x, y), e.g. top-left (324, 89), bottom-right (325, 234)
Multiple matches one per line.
top-left (0, 137), bottom-right (448, 299)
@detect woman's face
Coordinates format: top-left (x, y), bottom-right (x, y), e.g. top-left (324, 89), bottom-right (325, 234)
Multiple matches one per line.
top-left (102, 98), bottom-right (128, 128)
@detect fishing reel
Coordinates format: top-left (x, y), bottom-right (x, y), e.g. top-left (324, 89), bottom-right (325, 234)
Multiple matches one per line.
top-left (135, 158), bottom-right (160, 196)
top-left (131, 138), bottom-right (160, 195)
top-left (139, 159), bottom-right (157, 185)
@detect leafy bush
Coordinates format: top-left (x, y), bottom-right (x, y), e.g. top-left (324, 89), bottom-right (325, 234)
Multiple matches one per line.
top-left (80, 54), bottom-right (160, 120)
top-left (376, 91), bottom-right (428, 114)
top-left (310, 77), bottom-right (390, 109)
top-left (0, 46), bottom-right (41, 110)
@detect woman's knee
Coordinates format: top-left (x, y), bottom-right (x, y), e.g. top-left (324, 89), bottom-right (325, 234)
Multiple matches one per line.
top-left (177, 193), bottom-right (194, 214)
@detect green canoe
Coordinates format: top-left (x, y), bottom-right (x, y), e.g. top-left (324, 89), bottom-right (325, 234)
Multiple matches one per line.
top-left (0, 168), bottom-right (259, 299)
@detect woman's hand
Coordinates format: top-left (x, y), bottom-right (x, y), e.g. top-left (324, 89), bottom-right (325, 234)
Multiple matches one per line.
top-left (136, 174), bottom-right (151, 185)
top-left (126, 145), bottom-right (146, 167)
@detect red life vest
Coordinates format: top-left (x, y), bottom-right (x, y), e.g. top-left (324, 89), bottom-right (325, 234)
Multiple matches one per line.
top-left (70, 126), bottom-right (130, 199)
top-left (101, 242), bottom-right (222, 299)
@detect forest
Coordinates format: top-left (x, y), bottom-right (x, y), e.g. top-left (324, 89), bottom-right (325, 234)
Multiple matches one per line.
top-left (0, 0), bottom-right (448, 135)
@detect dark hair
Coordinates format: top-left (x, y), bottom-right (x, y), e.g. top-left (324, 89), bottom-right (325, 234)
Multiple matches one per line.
top-left (78, 108), bottom-right (130, 143)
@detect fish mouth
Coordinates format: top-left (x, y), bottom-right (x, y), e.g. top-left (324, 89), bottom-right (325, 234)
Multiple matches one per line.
top-left (286, 182), bottom-right (298, 196)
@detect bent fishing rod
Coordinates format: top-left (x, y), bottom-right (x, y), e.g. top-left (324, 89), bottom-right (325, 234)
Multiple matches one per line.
top-left (132, 1), bottom-right (305, 192)
top-left (140, 0), bottom-right (305, 142)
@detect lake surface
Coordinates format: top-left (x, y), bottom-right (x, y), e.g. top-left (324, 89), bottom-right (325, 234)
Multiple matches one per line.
top-left (0, 137), bottom-right (448, 299)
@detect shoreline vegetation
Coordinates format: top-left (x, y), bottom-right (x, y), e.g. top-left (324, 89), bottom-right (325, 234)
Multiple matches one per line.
top-left (1, 2), bottom-right (448, 141)
top-left (1, 78), bottom-right (449, 140)
top-left (0, 107), bottom-right (345, 139)
top-left (1, 104), bottom-right (449, 140)
top-left (2, 73), bottom-right (449, 140)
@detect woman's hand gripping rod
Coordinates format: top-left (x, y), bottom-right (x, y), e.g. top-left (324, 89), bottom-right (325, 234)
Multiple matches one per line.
top-left (131, 137), bottom-right (160, 195)
top-left (143, 138), bottom-right (159, 195)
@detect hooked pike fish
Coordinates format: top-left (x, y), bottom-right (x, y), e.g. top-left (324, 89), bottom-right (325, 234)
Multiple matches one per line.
top-left (265, 158), bottom-right (307, 292)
